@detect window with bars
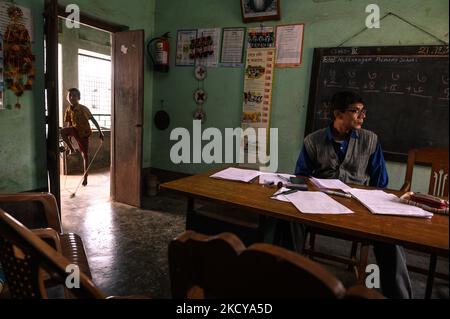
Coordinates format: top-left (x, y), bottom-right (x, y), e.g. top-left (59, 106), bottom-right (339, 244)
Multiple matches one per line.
top-left (78, 49), bottom-right (111, 129)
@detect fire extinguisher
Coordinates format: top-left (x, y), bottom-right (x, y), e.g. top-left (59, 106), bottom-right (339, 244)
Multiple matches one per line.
top-left (147, 32), bottom-right (170, 72)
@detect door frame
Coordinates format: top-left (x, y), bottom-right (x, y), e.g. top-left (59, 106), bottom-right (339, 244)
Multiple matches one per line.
top-left (47, 4), bottom-right (133, 207)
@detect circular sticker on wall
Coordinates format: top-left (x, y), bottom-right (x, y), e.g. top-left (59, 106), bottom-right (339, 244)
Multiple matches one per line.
top-left (193, 108), bottom-right (206, 124)
top-left (194, 65), bottom-right (207, 81)
top-left (193, 88), bottom-right (207, 104)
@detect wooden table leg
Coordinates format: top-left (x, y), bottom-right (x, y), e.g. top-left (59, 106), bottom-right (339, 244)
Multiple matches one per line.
top-left (425, 254), bottom-right (437, 299)
top-left (185, 197), bottom-right (195, 230)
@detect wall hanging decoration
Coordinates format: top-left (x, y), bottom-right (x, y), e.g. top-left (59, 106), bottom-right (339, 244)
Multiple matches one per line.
top-left (194, 64), bottom-right (207, 80)
top-left (192, 64), bottom-right (207, 123)
top-left (3, 4), bottom-right (35, 108)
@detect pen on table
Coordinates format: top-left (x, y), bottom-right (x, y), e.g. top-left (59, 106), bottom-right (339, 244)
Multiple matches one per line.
top-left (275, 189), bottom-right (298, 196)
top-left (277, 174), bottom-right (291, 183)
top-left (321, 189), bottom-right (352, 199)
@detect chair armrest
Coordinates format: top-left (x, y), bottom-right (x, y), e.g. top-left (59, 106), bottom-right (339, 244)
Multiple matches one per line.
top-left (32, 228), bottom-right (62, 253)
top-left (344, 285), bottom-right (385, 299)
top-left (400, 181), bottom-right (411, 192)
top-left (0, 193), bottom-right (62, 232)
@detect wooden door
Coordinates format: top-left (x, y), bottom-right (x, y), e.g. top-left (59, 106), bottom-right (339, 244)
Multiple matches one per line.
top-left (112, 30), bottom-right (144, 207)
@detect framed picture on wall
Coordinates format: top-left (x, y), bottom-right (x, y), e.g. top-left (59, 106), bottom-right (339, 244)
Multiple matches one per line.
top-left (241, 0), bottom-right (280, 23)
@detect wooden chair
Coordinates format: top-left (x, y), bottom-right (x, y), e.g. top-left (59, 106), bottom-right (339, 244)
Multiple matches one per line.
top-left (400, 148), bottom-right (449, 298)
top-left (168, 230), bottom-right (384, 299)
top-left (0, 193), bottom-right (92, 278)
top-left (0, 208), bottom-right (105, 299)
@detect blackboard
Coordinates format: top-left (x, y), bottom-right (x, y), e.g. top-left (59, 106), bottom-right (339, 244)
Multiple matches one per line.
top-left (306, 45), bottom-right (449, 162)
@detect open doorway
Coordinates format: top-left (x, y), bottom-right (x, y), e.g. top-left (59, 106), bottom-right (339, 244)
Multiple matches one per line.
top-left (46, 3), bottom-right (144, 211)
top-left (57, 18), bottom-right (112, 200)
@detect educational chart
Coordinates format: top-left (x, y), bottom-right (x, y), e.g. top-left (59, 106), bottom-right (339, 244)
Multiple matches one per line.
top-left (242, 48), bottom-right (275, 128)
top-left (176, 28), bottom-right (221, 67)
top-left (275, 24), bottom-right (304, 67)
top-left (220, 27), bottom-right (245, 67)
top-left (175, 29), bottom-right (197, 66)
top-left (195, 28), bottom-right (221, 67)
top-left (240, 26), bottom-right (276, 166)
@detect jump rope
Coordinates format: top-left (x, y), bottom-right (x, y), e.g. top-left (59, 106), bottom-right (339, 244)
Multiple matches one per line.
top-left (61, 139), bottom-right (104, 199)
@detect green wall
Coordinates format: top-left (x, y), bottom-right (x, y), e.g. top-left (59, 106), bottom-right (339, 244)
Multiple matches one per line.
top-left (1, 0), bottom-right (448, 193)
top-left (151, 0), bottom-right (449, 192)
top-left (1, 0), bottom-right (156, 193)
top-left (0, 0), bottom-right (46, 193)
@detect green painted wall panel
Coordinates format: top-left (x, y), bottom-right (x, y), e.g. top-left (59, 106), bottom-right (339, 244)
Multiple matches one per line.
top-left (151, 0), bottom-right (448, 191)
top-left (0, 0), bottom-right (46, 193)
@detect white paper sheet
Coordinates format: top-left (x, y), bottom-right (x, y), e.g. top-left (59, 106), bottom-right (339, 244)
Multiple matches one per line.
top-left (284, 191), bottom-right (354, 215)
top-left (270, 187), bottom-right (293, 202)
top-left (210, 167), bottom-right (261, 183)
top-left (349, 189), bottom-right (433, 218)
top-left (310, 177), bottom-right (352, 192)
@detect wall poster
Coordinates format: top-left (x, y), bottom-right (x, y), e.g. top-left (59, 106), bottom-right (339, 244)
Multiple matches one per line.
top-left (275, 24), bottom-right (305, 67)
top-left (240, 26), bottom-right (276, 168)
top-left (220, 27), bottom-right (245, 67)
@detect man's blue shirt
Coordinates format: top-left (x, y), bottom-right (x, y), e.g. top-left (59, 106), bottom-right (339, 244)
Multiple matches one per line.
top-left (295, 126), bottom-right (389, 188)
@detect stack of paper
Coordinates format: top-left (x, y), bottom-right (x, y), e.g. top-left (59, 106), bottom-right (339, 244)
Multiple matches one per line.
top-left (349, 189), bottom-right (433, 218)
top-left (310, 177), bottom-right (352, 192)
top-left (210, 167), bottom-right (261, 183)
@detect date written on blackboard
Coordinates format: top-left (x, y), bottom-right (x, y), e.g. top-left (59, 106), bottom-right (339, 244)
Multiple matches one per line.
top-left (418, 46), bottom-right (449, 55)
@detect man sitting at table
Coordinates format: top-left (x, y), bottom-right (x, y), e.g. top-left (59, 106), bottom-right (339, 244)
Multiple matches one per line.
top-left (278, 91), bottom-right (411, 299)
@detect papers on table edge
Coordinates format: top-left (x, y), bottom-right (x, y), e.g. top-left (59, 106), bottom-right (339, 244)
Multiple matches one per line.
top-left (210, 167), bottom-right (262, 183)
top-left (285, 191), bottom-right (354, 214)
top-left (310, 177), bottom-right (352, 192)
top-left (210, 168), bottom-right (296, 184)
top-left (349, 188), bottom-right (433, 219)
top-left (271, 188), bottom-right (354, 214)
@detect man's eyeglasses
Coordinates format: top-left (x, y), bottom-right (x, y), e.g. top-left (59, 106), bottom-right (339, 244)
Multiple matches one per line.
top-left (346, 108), bottom-right (367, 117)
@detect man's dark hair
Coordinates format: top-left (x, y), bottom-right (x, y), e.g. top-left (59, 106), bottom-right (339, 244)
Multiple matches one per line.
top-left (330, 91), bottom-right (363, 120)
top-left (68, 88), bottom-right (81, 99)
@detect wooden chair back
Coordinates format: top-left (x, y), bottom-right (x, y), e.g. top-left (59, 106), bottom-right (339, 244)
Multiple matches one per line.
top-left (169, 230), bottom-right (383, 299)
top-left (0, 193), bottom-right (62, 232)
top-left (0, 208), bottom-right (105, 299)
top-left (402, 148), bottom-right (449, 197)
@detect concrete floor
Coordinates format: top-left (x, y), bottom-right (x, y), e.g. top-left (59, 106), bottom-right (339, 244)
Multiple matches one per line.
top-left (60, 170), bottom-right (449, 299)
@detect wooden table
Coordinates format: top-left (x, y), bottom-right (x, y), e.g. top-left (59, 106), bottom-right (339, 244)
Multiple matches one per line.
top-left (161, 169), bottom-right (449, 297)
